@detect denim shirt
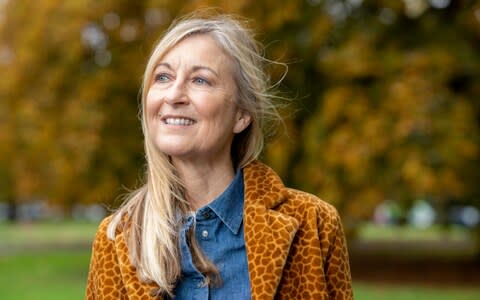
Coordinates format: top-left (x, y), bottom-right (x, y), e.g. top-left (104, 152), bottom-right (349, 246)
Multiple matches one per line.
top-left (174, 170), bottom-right (251, 299)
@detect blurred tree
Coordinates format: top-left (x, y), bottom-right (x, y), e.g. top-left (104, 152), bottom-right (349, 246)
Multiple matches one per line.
top-left (0, 0), bottom-right (166, 218)
top-left (188, 0), bottom-right (480, 230)
top-left (1, 0), bottom-right (479, 228)
top-left (275, 0), bottom-right (480, 228)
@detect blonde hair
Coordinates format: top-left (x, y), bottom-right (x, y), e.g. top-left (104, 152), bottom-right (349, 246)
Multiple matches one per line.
top-left (107, 12), bottom-right (282, 297)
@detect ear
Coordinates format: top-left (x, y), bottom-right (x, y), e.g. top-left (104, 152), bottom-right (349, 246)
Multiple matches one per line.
top-left (233, 110), bottom-right (252, 134)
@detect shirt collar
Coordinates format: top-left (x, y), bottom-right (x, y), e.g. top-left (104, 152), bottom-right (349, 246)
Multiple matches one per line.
top-left (197, 169), bottom-right (244, 235)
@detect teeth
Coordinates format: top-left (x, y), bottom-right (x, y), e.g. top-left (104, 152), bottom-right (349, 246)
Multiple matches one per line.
top-left (164, 117), bottom-right (195, 126)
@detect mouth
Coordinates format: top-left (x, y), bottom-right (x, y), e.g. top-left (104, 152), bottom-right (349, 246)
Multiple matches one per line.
top-left (161, 115), bottom-right (196, 126)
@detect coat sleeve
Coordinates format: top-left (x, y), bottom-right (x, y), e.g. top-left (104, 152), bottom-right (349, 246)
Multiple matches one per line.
top-left (323, 207), bottom-right (353, 300)
top-left (86, 217), bottom-right (128, 300)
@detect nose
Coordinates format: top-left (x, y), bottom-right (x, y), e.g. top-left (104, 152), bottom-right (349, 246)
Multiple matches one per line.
top-left (163, 80), bottom-right (189, 105)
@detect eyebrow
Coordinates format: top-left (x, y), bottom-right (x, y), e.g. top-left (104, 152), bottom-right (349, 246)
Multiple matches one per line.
top-left (154, 62), bottom-right (219, 77)
top-left (192, 65), bottom-right (219, 77)
top-left (155, 62), bottom-right (173, 70)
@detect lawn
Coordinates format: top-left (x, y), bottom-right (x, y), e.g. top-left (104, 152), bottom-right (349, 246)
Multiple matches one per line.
top-left (354, 282), bottom-right (480, 300)
top-left (0, 221), bottom-right (98, 248)
top-left (0, 221), bottom-right (479, 299)
top-left (0, 249), bottom-right (91, 300)
top-left (1, 249), bottom-right (479, 300)
top-left (356, 223), bottom-right (473, 242)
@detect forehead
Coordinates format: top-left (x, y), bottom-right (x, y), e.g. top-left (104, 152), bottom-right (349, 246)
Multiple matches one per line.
top-left (158, 34), bottom-right (234, 71)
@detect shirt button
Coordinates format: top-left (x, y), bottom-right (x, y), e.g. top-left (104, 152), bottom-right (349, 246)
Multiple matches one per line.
top-left (201, 230), bottom-right (209, 238)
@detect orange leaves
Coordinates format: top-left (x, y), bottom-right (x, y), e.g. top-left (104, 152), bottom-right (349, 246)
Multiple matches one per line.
top-left (318, 32), bottom-right (380, 81)
top-left (1, 0), bottom-right (479, 220)
top-left (320, 87), bottom-right (349, 128)
top-left (293, 2), bottom-right (480, 219)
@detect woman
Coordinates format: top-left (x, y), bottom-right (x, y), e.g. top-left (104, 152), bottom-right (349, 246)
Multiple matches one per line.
top-left (86, 13), bottom-right (353, 300)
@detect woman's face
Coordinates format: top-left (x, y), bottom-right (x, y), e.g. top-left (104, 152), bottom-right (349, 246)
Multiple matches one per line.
top-left (145, 34), bottom-right (250, 163)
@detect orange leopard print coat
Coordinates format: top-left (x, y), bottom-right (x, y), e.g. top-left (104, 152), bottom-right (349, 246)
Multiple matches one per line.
top-left (86, 161), bottom-right (353, 299)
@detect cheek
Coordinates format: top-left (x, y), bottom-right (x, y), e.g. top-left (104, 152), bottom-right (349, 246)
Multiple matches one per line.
top-left (204, 94), bottom-right (235, 116)
top-left (145, 89), bottom-right (162, 116)
top-left (207, 105), bottom-right (234, 127)
top-left (193, 98), bottom-right (218, 118)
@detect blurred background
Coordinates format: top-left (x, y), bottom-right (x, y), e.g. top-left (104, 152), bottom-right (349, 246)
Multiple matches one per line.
top-left (1, 0), bottom-right (479, 299)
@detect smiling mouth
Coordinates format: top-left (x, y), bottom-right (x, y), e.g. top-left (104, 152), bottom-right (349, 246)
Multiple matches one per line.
top-left (163, 117), bottom-right (196, 126)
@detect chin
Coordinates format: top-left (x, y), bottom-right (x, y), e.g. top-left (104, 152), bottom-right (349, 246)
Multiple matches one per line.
top-left (154, 143), bottom-right (190, 157)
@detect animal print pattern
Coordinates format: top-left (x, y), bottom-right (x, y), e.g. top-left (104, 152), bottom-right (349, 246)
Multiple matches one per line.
top-left (86, 161), bottom-right (353, 299)
top-left (243, 161), bottom-right (352, 299)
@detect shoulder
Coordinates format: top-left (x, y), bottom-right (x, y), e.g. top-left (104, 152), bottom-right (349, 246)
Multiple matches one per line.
top-left (281, 188), bottom-right (341, 228)
top-left (243, 160), bottom-right (340, 224)
top-left (280, 188), bottom-right (346, 265)
top-left (89, 214), bottom-right (132, 272)
top-left (91, 215), bottom-right (115, 249)
top-left (87, 215), bottom-right (133, 298)
top-left (284, 188), bottom-right (339, 217)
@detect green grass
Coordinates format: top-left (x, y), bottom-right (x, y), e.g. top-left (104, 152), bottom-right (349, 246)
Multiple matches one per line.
top-left (0, 250), bottom-right (91, 300)
top-left (0, 221), bottom-right (98, 299)
top-left (0, 249), bottom-right (479, 300)
top-left (352, 223), bottom-right (479, 259)
top-left (357, 223), bottom-right (473, 242)
top-left (354, 282), bottom-right (480, 300)
top-left (0, 222), bottom-right (479, 299)
top-left (0, 221), bottom-right (99, 247)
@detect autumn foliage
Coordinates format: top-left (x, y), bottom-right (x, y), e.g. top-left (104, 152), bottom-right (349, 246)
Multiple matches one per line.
top-left (1, 0), bottom-right (479, 223)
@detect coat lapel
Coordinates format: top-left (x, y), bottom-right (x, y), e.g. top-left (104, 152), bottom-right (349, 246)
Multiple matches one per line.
top-left (243, 161), bottom-right (300, 299)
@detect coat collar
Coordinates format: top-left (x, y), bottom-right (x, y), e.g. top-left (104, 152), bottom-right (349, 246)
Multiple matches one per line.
top-left (242, 160), bottom-right (300, 299)
top-left (242, 160), bottom-right (291, 208)
top-left (197, 169), bottom-right (244, 235)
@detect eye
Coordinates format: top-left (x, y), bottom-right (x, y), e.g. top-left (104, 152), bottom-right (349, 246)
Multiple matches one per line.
top-left (193, 77), bottom-right (210, 86)
top-left (154, 73), bottom-right (170, 83)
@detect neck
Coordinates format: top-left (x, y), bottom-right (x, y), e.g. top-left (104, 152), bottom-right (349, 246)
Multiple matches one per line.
top-left (173, 156), bottom-right (236, 211)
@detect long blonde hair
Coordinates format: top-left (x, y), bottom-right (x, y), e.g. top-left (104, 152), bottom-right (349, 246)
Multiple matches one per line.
top-left (107, 12), bottom-right (282, 297)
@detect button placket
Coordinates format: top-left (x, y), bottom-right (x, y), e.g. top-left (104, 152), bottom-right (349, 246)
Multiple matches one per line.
top-left (196, 209), bottom-right (214, 241)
